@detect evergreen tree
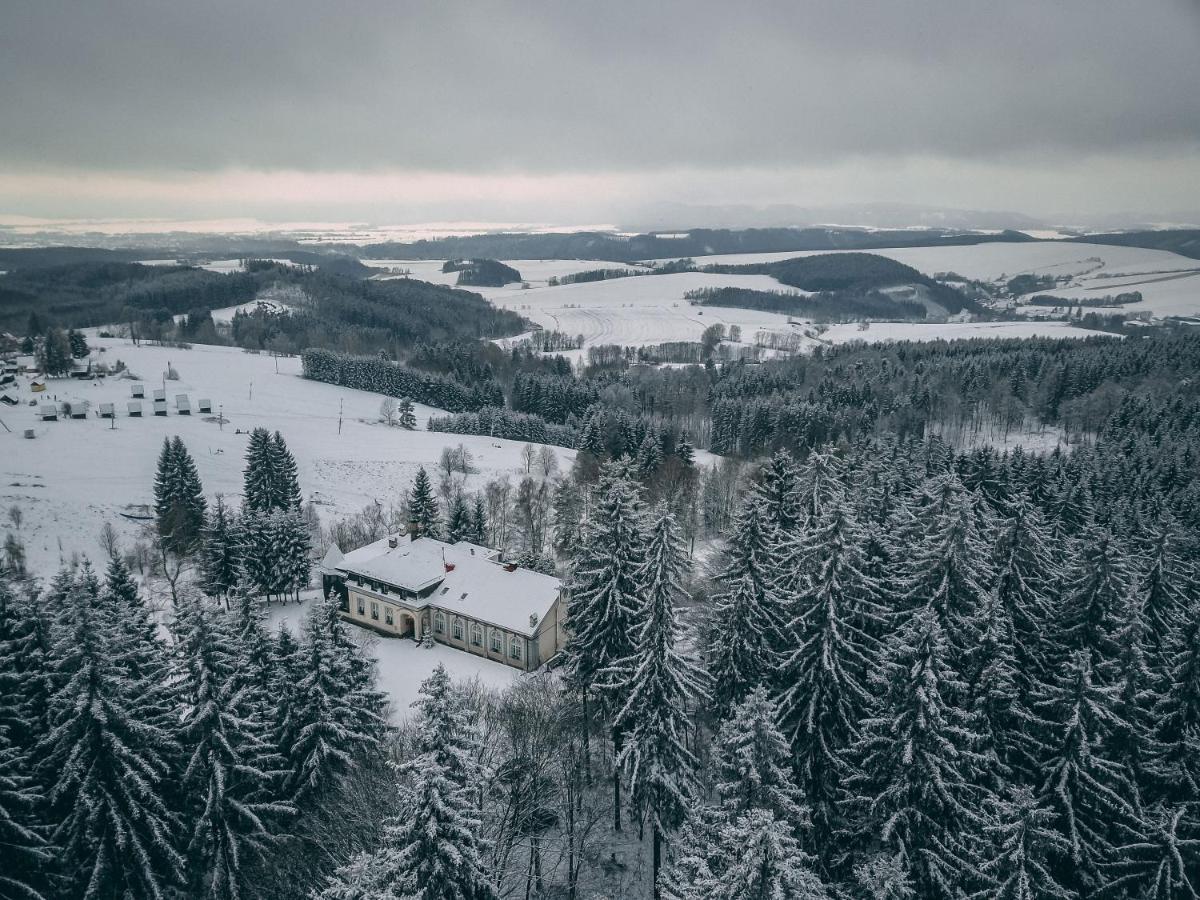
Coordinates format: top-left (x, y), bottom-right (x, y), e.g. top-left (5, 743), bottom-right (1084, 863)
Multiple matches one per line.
top-left (318, 667), bottom-right (496, 900)
top-left (713, 686), bottom-right (807, 825)
top-left (1102, 805), bottom-right (1200, 899)
top-left (561, 463), bottom-right (644, 831)
top-left (1139, 515), bottom-right (1197, 676)
top-left (695, 809), bottom-right (829, 900)
top-left (754, 450), bottom-right (802, 534)
top-left (840, 608), bottom-right (988, 899)
top-left (603, 506), bottom-right (707, 887)
top-left (446, 493), bottom-right (471, 543)
top-left (469, 494), bottom-right (488, 546)
top-left (201, 496), bottom-right (244, 602)
top-left (0, 579), bottom-right (49, 900)
top-left (989, 497), bottom-right (1060, 692)
top-left (408, 467), bottom-right (441, 538)
top-left (397, 396), bottom-right (417, 430)
top-left (899, 478), bottom-right (994, 669)
top-left (0, 720), bottom-right (48, 900)
top-left (408, 664), bottom-right (483, 795)
top-left (67, 328), bottom-right (88, 359)
top-left (270, 432), bottom-right (302, 511)
top-left (283, 595), bottom-right (384, 803)
top-left (1031, 650), bottom-right (1141, 893)
top-left (174, 597), bottom-right (292, 899)
top-left (777, 500), bottom-right (883, 864)
top-left (1153, 599), bottom-right (1200, 799)
top-left (706, 497), bottom-right (786, 718)
top-left (39, 574), bottom-right (183, 899)
top-left (551, 478), bottom-right (584, 560)
top-left (242, 429), bottom-right (277, 514)
top-left (154, 436), bottom-right (208, 554)
top-left (971, 788), bottom-right (1073, 900)
top-left (1055, 529), bottom-right (1133, 672)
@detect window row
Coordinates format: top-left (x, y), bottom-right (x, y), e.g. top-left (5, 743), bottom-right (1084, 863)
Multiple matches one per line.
top-left (434, 612), bottom-right (523, 660)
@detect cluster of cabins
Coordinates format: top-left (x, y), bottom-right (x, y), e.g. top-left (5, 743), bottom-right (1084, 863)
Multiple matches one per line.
top-left (35, 383), bottom-right (214, 422)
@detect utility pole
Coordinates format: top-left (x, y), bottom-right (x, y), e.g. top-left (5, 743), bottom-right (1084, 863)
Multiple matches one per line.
top-left (248, 380), bottom-right (253, 402)
top-left (219, 403), bottom-right (224, 431)
top-left (338, 398), bottom-right (343, 435)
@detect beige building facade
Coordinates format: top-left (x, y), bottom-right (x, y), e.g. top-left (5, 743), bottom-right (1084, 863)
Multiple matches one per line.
top-left (321, 534), bottom-right (565, 672)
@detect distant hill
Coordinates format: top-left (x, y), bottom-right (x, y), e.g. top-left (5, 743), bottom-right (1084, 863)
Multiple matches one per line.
top-left (442, 258), bottom-right (523, 287)
top-left (706, 252), bottom-right (976, 315)
top-left (1066, 229), bottom-right (1200, 261)
top-left (355, 227), bottom-right (1036, 264)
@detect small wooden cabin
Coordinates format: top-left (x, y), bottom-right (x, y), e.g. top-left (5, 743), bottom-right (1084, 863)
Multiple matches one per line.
top-left (131, 383), bottom-right (145, 398)
top-left (176, 394), bottom-right (191, 415)
top-left (39, 403), bottom-right (58, 421)
top-left (153, 400), bottom-right (168, 417)
top-left (197, 398), bottom-right (212, 414)
top-left (128, 400), bottom-right (143, 417)
top-left (98, 402), bottom-right (115, 419)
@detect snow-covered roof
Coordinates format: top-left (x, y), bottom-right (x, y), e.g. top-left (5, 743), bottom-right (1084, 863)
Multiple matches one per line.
top-left (319, 544), bottom-right (345, 572)
top-left (335, 535), bottom-right (561, 636)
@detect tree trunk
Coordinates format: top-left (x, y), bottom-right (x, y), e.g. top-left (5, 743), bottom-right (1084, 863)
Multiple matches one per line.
top-left (652, 823), bottom-right (662, 900)
top-left (612, 724), bottom-right (623, 833)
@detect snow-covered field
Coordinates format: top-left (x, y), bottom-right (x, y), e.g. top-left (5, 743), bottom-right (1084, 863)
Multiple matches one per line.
top-left (267, 594), bottom-right (522, 723)
top-left (814, 320), bottom-right (1097, 345)
top-left (360, 258), bottom-right (646, 291)
top-left (648, 242), bottom-right (1200, 318)
top-left (0, 338), bottom-right (574, 572)
top-left (489, 272), bottom-right (802, 356)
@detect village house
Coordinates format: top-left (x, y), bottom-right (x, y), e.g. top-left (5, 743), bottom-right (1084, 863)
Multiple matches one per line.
top-left (319, 532), bottom-right (565, 672)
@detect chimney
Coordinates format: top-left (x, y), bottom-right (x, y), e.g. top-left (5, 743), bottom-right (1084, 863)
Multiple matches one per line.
top-left (444, 562), bottom-right (456, 572)
top-left (388, 535), bottom-right (398, 549)
top-left (529, 613), bottom-right (538, 628)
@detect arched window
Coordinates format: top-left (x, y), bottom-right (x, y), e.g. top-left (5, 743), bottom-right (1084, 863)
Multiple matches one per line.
top-left (471, 624), bottom-right (483, 647)
top-left (453, 619), bottom-right (464, 640)
top-left (434, 612), bottom-right (445, 634)
top-left (509, 638), bottom-right (522, 661)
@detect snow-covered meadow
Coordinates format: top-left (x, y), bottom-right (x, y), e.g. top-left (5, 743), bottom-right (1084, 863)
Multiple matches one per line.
top-left (0, 338), bottom-right (574, 573)
top-left (650, 241), bottom-right (1200, 318)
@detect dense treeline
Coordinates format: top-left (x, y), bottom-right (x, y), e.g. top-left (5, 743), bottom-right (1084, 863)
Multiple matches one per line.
top-left (511, 371), bottom-right (603, 423)
top-left (301, 348), bottom-right (503, 412)
top-left (688, 285), bottom-right (928, 321)
top-left (708, 252), bottom-right (975, 314)
top-left (356, 226), bottom-right (1036, 263)
top-left (230, 267), bottom-right (526, 357)
top-left (427, 406), bottom-right (579, 447)
top-left (0, 261), bottom-right (260, 332)
top-left (441, 258), bottom-right (523, 287)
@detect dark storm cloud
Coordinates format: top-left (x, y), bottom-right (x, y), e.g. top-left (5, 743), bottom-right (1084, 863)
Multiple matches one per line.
top-left (2, 0), bottom-right (1198, 175)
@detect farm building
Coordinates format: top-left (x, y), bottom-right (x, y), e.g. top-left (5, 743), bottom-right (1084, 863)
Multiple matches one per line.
top-left (1, 393), bottom-right (18, 406)
top-left (62, 399), bottom-right (90, 419)
top-left (320, 533), bottom-right (565, 672)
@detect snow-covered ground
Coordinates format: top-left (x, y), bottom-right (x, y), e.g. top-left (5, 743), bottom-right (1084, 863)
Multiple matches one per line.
top-left (360, 258), bottom-right (646, 291)
top-left (267, 594), bottom-right (522, 723)
top-left (489, 272), bottom-right (803, 357)
top-left (0, 338), bottom-right (574, 572)
top-left (813, 320), bottom-right (1098, 345)
top-left (647, 242), bottom-right (1200, 318)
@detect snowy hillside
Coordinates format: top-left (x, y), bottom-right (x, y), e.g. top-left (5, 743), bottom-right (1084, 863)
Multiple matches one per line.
top-left (0, 338), bottom-right (575, 571)
top-left (650, 241), bottom-right (1200, 318)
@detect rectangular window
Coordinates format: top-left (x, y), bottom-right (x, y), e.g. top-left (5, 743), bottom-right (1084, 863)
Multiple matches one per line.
top-left (435, 614), bottom-right (445, 634)
top-left (385, 607), bottom-right (394, 625)
top-left (356, 596), bottom-right (365, 615)
top-left (370, 602), bottom-right (379, 621)
top-left (490, 632), bottom-right (502, 652)
top-left (453, 620), bottom-right (463, 640)
top-left (471, 625), bottom-right (482, 647)
top-left (509, 639), bottom-right (522, 660)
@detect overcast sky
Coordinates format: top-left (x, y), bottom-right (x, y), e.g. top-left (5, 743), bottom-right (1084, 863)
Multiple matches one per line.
top-left (2, 0), bottom-right (1199, 229)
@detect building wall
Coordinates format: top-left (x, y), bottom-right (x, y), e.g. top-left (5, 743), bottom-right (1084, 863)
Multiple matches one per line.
top-left (342, 584), bottom-right (546, 672)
